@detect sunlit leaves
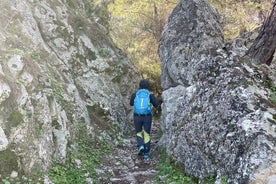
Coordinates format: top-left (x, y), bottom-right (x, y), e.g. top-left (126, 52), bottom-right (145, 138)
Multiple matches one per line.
top-left (108, 0), bottom-right (178, 94)
top-left (208, 0), bottom-right (273, 40)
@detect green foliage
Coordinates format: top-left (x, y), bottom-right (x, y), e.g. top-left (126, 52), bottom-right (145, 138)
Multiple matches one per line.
top-left (1, 175), bottom-right (40, 184)
top-left (87, 49), bottom-right (97, 60)
top-left (273, 114), bottom-right (276, 122)
top-left (48, 73), bottom-right (64, 101)
top-left (34, 122), bottom-right (43, 138)
top-left (270, 87), bottom-right (276, 104)
top-left (48, 122), bottom-right (112, 183)
top-left (208, 0), bottom-right (273, 40)
top-left (108, 0), bottom-right (178, 95)
top-left (8, 110), bottom-right (23, 127)
top-left (154, 149), bottom-right (196, 184)
top-left (155, 149), bottom-right (229, 184)
top-left (0, 149), bottom-right (19, 178)
top-left (222, 176), bottom-right (228, 184)
top-left (6, 110), bottom-right (24, 135)
top-left (99, 48), bottom-right (112, 58)
top-left (49, 162), bottom-right (85, 183)
top-left (263, 78), bottom-right (276, 105)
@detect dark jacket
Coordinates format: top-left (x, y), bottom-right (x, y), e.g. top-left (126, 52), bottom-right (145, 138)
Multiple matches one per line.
top-left (130, 79), bottom-right (158, 109)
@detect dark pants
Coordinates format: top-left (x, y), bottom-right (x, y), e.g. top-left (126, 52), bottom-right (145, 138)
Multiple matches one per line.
top-left (134, 114), bottom-right (152, 154)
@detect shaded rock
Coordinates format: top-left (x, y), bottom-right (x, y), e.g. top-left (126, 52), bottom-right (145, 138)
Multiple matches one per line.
top-left (0, 0), bottom-right (139, 178)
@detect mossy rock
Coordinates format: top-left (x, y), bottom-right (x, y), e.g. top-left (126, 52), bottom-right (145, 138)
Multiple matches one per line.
top-left (0, 149), bottom-right (19, 177)
top-left (8, 110), bottom-right (23, 126)
top-left (6, 110), bottom-right (24, 136)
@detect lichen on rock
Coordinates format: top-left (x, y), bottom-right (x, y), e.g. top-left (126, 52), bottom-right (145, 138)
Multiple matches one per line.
top-left (0, 0), bottom-right (139, 179)
top-left (158, 0), bottom-right (276, 183)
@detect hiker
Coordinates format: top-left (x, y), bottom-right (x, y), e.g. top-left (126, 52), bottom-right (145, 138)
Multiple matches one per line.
top-left (130, 79), bottom-right (158, 159)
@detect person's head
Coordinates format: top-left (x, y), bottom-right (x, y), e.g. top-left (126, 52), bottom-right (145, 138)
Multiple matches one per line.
top-left (139, 79), bottom-right (150, 89)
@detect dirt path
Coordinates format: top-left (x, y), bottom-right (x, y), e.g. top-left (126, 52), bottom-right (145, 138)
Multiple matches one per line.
top-left (97, 121), bottom-right (160, 184)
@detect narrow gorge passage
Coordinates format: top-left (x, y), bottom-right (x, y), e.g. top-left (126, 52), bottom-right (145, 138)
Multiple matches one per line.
top-left (97, 120), bottom-right (161, 184)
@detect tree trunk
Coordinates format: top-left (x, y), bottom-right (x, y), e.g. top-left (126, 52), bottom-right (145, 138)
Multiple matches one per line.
top-left (247, 0), bottom-right (276, 65)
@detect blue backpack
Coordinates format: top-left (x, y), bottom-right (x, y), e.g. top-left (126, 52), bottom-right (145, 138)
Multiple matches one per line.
top-left (134, 89), bottom-right (152, 115)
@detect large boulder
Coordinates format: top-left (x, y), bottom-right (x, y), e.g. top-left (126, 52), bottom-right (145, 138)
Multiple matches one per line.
top-left (159, 0), bottom-right (276, 183)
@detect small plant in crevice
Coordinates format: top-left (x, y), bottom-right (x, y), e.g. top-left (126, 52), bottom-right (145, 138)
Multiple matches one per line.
top-left (263, 77), bottom-right (276, 105)
top-left (154, 149), bottom-right (197, 184)
top-left (47, 72), bottom-right (65, 102)
top-left (99, 48), bottom-right (112, 58)
top-left (269, 86), bottom-right (276, 105)
top-left (202, 175), bottom-right (228, 184)
top-left (48, 122), bottom-right (112, 183)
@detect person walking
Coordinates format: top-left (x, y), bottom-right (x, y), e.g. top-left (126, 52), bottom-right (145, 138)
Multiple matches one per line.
top-left (130, 79), bottom-right (158, 159)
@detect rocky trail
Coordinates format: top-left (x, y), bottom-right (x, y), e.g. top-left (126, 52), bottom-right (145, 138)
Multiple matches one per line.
top-left (97, 120), bottom-right (161, 184)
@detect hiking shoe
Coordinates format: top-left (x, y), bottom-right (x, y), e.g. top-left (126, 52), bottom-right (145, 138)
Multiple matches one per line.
top-left (144, 153), bottom-right (150, 159)
top-left (138, 145), bottom-right (144, 156)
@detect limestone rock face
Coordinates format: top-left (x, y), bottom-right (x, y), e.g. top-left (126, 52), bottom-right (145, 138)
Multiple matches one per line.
top-left (159, 0), bottom-right (276, 183)
top-left (0, 0), bottom-right (138, 177)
